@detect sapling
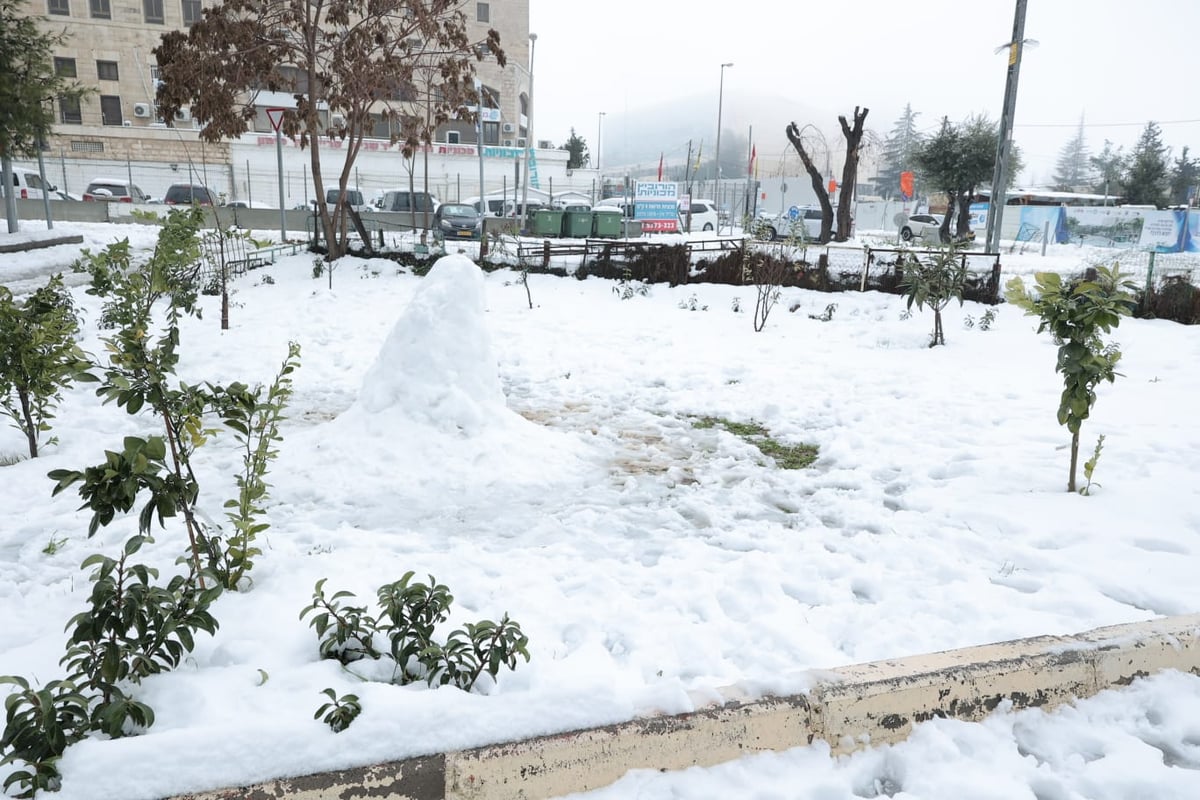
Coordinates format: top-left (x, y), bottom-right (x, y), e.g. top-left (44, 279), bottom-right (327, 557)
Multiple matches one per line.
top-left (899, 243), bottom-right (968, 346)
top-left (0, 275), bottom-right (94, 458)
top-left (1005, 265), bottom-right (1135, 492)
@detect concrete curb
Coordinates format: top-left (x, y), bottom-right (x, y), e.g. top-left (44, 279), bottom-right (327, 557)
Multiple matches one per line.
top-left (0, 234), bottom-right (84, 254)
top-left (170, 613), bottom-right (1200, 800)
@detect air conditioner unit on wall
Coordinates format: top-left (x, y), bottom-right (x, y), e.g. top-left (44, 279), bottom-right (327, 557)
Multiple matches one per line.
top-left (516, 138), bottom-right (526, 148)
top-left (502, 122), bottom-right (515, 134)
top-left (174, 108), bottom-right (191, 122)
top-left (133, 103), bottom-right (152, 118)
top-left (503, 139), bottom-right (513, 147)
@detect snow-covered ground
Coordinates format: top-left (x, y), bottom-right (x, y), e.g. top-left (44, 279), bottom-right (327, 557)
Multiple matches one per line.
top-left (1, 220), bottom-right (1198, 799)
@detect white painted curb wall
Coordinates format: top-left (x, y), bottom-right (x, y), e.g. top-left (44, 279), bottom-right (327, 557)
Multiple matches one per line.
top-left (171, 613), bottom-right (1200, 800)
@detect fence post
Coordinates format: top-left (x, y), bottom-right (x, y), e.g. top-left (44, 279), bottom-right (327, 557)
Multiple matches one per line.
top-left (542, 239), bottom-right (551, 270)
top-left (1144, 251), bottom-right (1156, 313)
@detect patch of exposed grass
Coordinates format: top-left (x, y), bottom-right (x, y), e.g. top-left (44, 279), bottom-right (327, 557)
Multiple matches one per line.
top-left (0, 452), bottom-right (26, 467)
top-left (691, 416), bottom-right (818, 469)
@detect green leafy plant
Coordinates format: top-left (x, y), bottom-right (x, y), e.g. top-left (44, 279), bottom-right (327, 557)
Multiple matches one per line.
top-left (0, 677), bottom-right (90, 797)
top-left (314, 689), bottom-right (361, 733)
top-left (1006, 265), bottom-right (1136, 492)
top-left (301, 573), bottom-right (530, 693)
top-left (613, 266), bottom-right (650, 300)
top-left (201, 343), bottom-right (301, 590)
top-left (1079, 434), bottom-right (1105, 496)
top-left (0, 275), bottom-right (95, 458)
top-left (900, 244), bottom-right (969, 346)
top-left (1, 536), bottom-right (220, 798)
top-left (41, 534), bottom-right (67, 556)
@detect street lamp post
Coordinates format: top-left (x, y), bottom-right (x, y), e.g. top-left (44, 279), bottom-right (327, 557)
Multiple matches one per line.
top-left (713, 62), bottom-right (733, 233)
top-left (476, 80), bottom-right (485, 217)
top-left (597, 111), bottom-right (605, 173)
top-left (520, 32), bottom-right (537, 230)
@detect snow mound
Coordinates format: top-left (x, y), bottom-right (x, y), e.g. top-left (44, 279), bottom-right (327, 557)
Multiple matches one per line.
top-left (357, 254), bottom-right (504, 435)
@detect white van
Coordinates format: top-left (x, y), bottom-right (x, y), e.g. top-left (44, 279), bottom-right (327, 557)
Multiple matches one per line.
top-left (1, 168), bottom-right (55, 200)
top-left (375, 189), bottom-right (439, 214)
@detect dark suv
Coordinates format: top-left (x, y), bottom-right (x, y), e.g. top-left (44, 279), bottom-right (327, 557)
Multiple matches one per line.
top-left (163, 184), bottom-right (215, 206)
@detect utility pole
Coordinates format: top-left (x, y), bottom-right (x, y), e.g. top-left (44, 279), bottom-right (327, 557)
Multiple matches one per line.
top-left (985, 0), bottom-right (1029, 254)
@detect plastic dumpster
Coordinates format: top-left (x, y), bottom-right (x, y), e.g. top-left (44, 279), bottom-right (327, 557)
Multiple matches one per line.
top-left (562, 209), bottom-right (594, 238)
top-left (531, 209), bottom-right (564, 237)
top-left (592, 208), bottom-right (622, 238)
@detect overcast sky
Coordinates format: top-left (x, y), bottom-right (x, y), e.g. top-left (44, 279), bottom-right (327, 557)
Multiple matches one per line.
top-left (527, 0), bottom-right (1200, 186)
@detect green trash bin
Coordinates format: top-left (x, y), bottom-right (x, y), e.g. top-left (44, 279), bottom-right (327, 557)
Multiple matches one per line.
top-left (562, 209), bottom-right (594, 238)
top-left (531, 209), bottom-right (564, 237)
top-left (592, 209), bottom-right (622, 238)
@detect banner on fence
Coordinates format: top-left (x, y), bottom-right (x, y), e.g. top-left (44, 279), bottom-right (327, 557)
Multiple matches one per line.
top-left (634, 181), bottom-right (679, 233)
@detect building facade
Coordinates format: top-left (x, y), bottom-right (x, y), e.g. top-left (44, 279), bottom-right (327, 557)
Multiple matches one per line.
top-left (23, 0), bottom-right (531, 173)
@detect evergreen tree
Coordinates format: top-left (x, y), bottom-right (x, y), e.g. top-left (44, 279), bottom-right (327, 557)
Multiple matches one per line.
top-left (1051, 116), bottom-right (1093, 192)
top-left (873, 103), bottom-right (923, 200)
top-left (1122, 121), bottom-right (1170, 208)
top-left (1090, 139), bottom-right (1126, 199)
top-left (560, 128), bottom-right (589, 169)
top-left (1169, 145), bottom-right (1198, 206)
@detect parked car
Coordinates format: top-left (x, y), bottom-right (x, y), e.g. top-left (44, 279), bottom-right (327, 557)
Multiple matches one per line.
top-left (55, 190), bottom-right (82, 201)
top-left (163, 183), bottom-right (215, 206)
top-left (1, 168), bottom-right (56, 200)
top-left (679, 198), bottom-right (719, 232)
top-left (898, 213), bottom-right (975, 243)
top-left (753, 206), bottom-right (824, 241)
top-left (82, 178), bottom-right (148, 203)
top-left (375, 188), bottom-right (438, 214)
top-left (324, 187), bottom-right (367, 212)
top-left (433, 202), bottom-right (483, 239)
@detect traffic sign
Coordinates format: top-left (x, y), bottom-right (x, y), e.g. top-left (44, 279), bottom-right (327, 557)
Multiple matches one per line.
top-left (787, 205), bottom-right (800, 221)
top-left (266, 107), bottom-right (286, 132)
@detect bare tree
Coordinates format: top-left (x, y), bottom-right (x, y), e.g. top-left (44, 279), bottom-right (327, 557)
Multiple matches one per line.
top-left (785, 122), bottom-right (834, 244)
top-left (835, 106), bottom-right (869, 241)
top-left (155, 0), bottom-right (504, 260)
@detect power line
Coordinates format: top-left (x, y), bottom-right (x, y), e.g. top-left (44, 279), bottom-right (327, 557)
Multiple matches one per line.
top-left (1015, 118), bottom-right (1200, 129)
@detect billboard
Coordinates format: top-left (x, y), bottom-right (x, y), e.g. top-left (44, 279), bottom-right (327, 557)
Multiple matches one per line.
top-left (635, 181), bottom-right (679, 233)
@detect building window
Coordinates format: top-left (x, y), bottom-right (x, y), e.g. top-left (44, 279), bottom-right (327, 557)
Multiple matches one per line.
top-left (97, 60), bottom-right (119, 81)
top-left (59, 96), bottom-right (82, 125)
top-left (181, 0), bottom-right (200, 26)
top-left (447, 131), bottom-right (460, 145)
top-left (48, 0), bottom-right (70, 15)
top-left (476, 2), bottom-right (488, 22)
top-left (89, 0), bottom-right (110, 18)
top-left (143, 0), bottom-right (163, 23)
top-left (100, 95), bottom-right (123, 126)
top-left (54, 57), bottom-right (77, 78)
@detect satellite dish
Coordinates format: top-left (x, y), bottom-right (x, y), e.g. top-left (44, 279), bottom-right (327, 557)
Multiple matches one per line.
top-left (893, 212), bottom-right (909, 227)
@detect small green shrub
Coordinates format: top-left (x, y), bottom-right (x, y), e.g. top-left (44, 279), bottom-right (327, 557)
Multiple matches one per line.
top-left (301, 573), bottom-right (530, 693)
top-left (315, 689), bottom-right (361, 733)
top-left (900, 244), bottom-right (968, 346)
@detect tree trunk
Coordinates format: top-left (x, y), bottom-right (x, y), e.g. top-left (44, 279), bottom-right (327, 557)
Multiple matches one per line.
top-left (836, 107), bottom-right (869, 241)
top-left (785, 123), bottom-right (834, 243)
top-left (18, 387), bottom-right (38, 458)
top-left (939, 190), bottom-right (959, 243)
top-left (956, 189), bottom-right (974, 240)
top-left (1068, 430), bottom-right (1080, 492)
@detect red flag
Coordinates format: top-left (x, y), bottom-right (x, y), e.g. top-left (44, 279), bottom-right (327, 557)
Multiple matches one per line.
top-left (900, 171), bottom-right (914, 199)
top-left (828, 178), bottom-right (838, 194)
top-left (748, 145), bottom-right (757, 177)
top-left (657, 153), bottom-right (664, 181)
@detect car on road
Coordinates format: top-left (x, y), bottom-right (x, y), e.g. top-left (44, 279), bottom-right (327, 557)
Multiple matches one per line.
top-left (433, 202), bottom-right (482, 239)
top-left (753, 206), bottom-right (824, 241)
top-left (82, 178), bottom-right (149, 203)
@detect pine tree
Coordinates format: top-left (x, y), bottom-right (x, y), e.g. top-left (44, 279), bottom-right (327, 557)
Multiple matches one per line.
top-left (1123, 121), bottom-right (1170, 208)
top-left (1090, 139), bottom-right (1126, 199)
top-left (561, 128), bottom-right (589, 169)
top-left (1051, 115), bottom-right (1092, 192)
top-left (1169, 145), bottom-right (1198, 206)
top-left (873, 104), bottom-right (923, 200)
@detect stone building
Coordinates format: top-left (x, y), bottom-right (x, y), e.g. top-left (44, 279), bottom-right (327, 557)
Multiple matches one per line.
top-left (19, 0), bottom-right (532, 192)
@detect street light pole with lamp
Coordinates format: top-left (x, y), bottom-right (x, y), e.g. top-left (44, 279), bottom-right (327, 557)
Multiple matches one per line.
top-left (713, 62), bottom-right (732, 232)
top-left (519, 32), bottom-right (537, 229)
